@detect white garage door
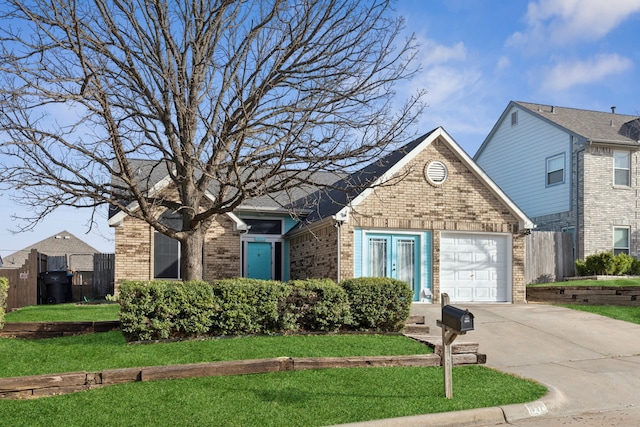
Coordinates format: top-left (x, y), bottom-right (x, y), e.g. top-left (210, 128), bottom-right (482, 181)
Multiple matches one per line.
top-left (440, 232), bottom-right (511, 303)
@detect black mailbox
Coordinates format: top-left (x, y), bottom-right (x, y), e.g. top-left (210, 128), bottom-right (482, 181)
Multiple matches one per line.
top-left (441, 305), bottom-right (474, 332)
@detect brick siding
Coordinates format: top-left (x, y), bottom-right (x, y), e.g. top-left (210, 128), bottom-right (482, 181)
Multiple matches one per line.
top-left (290, 137), bottom-right (526, 302)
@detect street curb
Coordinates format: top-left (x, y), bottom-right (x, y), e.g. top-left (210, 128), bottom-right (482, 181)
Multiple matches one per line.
top-left (330, 382), bottom-right (567, 427)
top-left (327, 407), bottom-right (506, 427)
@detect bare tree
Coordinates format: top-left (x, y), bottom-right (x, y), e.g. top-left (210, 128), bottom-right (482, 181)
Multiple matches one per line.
top-left (0, 0), bottom-right (424, 281)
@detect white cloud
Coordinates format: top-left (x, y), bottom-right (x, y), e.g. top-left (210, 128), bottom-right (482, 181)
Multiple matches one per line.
top-left (541, 54), bottom-right (633, 91)
top-left (410, 38), bottom-right (480, 105)
top-left (419, 37), bottom-right (467, 65)
top-left (495, 56), bottom-right (511, 72)
top-left (508, 0), bottom-right (640, 47)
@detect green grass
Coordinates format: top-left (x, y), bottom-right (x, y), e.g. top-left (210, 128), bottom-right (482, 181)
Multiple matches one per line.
top-left (528, 278), bottom-right (640, 287)
top-left (0, 305), bottom-right (548, 425)
top-left (0, 331), bottom-right (432, 378)
top-left (560, 304), bottom-right (640, 325)
top-left (4, 303), bottom-right (119, 322)
top-left (0, 365), bottom-right (546, 427)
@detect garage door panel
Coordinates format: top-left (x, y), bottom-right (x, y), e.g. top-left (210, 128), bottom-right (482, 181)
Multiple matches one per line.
top-left (440, 232), bottom-right (511, 303)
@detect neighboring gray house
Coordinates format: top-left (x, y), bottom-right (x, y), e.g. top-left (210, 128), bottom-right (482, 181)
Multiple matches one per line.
top-left (2, 230), bottom-right (101, 284)
top-left (475, 101), bottom-right (640, 260)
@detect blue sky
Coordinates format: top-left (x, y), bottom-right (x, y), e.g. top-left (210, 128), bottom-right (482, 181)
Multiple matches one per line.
top-left (2, 0), bottom-right (640, 258)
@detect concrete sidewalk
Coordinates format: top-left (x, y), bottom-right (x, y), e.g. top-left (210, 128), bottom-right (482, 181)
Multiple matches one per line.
top-left (337, 303), bottom-right (640, 426)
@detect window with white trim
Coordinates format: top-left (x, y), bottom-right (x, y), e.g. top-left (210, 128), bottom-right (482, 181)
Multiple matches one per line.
top-left (614, 150), bottom-right (631, 186)
top-left (511, 111), bottom-right (518, 126)
top-left (613, 227), bottom-right (630, 255)
top-left (546, 154), bottom-right (564, 186)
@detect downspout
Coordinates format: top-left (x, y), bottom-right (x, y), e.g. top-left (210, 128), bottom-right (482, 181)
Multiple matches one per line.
top-left (575, 139), bottom-right (587, 261)
top-left (332, 216), bottom-right (344, 283)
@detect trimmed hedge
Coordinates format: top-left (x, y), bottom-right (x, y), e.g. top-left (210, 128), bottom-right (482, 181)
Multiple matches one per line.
top-left (0, 277), bottom-right (8, 330)
top-left (285, 279), bottom-right (352, 332)
top-left (209, 279), bottom-right (292, 336)
top-left (118, 277), bottom-right (412, 341)
top-left (340, 277), bottom-right (413, 332)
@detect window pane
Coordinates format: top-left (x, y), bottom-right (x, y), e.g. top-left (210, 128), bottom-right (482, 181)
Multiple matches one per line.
top-left (614, 151), bottom-right (630, 169)
top-left (614, 228), bottom-right (629, 248)
top-left (244, 219), bottom-right (282, 235)
top-left (396, 239), bottom-right (415, 288)
top-left (547, 156), bottom-right (563, 172)
top-left (615, 169), bottom-right (630, 186)
top-left (547, 169), bottom-right (563, 185)
top-left (368, 238), bottom-right (387, 277)
top-left (154, 233), bottom-right (180, 279)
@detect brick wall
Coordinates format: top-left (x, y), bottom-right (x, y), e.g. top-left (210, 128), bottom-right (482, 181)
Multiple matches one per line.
top-left (289, 222), bottom-right (338, 281)
top-left (582, 145), bottom-right (640, 258)
top-left (203, 215), bottom-right (242, 281)
top-left (289, 136), bottom-right (526, 302)
top-left (113, 213), bottom-right (242, 290)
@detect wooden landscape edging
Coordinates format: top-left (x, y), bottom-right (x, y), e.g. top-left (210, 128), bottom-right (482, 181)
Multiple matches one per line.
top-left (0, 321), bottom-right (121, 338)
top-left (0, 316), bottom-right (486, 399)
top-left (0, 354), bottom-right (442, 400)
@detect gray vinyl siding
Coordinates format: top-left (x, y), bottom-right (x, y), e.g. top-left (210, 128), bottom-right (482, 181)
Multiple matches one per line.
top-left (475, 106), bottom-right (571, 218)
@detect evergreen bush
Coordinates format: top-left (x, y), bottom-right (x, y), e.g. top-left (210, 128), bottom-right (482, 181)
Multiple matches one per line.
top-left (340, 277), bottom-right (412, 332)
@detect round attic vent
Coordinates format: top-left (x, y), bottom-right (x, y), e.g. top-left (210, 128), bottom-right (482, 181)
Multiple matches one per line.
top-left (424, 160), bottom-right (448, 186)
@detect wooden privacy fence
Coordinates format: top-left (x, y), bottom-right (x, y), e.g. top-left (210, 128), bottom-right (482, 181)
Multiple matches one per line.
top-left (525, 231), bottom-right (575, 284)
top-left (0, 251), bottom-right (114, 310)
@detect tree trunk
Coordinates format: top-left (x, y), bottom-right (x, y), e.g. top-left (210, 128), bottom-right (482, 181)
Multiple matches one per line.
top-left (180, 228), bottom-right (204, 281)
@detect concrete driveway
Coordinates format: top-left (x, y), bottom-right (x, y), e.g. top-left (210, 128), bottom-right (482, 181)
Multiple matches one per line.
top-left (408, 303), bottom-right (640, 426)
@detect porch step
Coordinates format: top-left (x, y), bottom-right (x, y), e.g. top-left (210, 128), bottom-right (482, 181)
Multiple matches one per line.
top-left (404, 324), bottom-right (430, 334)
top-left (404, 315), bottom-right (429, 334)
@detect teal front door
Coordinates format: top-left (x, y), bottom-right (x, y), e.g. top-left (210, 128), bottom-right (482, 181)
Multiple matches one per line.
top-left (368, 234), bottom-right (420, 300)
top-left (247, 241), bottom-right (273, 280)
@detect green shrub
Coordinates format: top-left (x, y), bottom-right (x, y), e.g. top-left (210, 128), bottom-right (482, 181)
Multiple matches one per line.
top-left (118, 276), bottom-right (413, 341)
top-left (285, 279), bottom-right (352, 332)
top-left (576, 252), bottom-right (616, 276)
top-left (613, 253), bottom-right (635, 275)
top-left (575, 259), bottom-right (588, 276)
top-left (118, 280), bottom-right (214, 341)
top-left (576, 252), bottom-right (640, 276)
top-left (630, 258), bottom-right (640, 275)
top-left (0, 277), bottom-right (8, 330)
top-left (340, 277), bottom-right (412, 332)
top-left (209, 279), bottom-right (291, 336)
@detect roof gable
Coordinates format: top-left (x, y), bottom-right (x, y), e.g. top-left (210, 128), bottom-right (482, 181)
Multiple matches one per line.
top-left (291, 127), bottom-right (534, 231)
top-left (476, 101), bottom-right (640, 159)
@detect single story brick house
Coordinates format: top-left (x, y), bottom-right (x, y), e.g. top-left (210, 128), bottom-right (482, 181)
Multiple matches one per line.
top-left (109, 127), bottom-right (534, 303)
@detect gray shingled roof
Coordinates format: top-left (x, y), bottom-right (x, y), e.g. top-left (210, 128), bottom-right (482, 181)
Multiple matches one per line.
top-left (110, 158), bottom-right (348, 217)
top-left (515, 102), bottom-right (640, 146)
top-left (1, 231), bottom-right (100, 271)
top-left (288, 130), bottom-right (436, 229)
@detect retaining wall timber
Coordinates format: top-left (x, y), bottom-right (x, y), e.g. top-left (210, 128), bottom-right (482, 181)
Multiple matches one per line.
top-left (527, 286), bottom-right (640, 306)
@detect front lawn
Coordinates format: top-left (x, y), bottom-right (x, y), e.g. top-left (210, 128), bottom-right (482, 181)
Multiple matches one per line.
top-left (0, 365), bottom-right (546, 427)
top-left (0, 304), bottom-right (549, 425)
top-left (0, 331), bottom-right (433, 378)
top-left (4, 303), bottom-right (119, 322)
top-left (560, 304), bottom-right (640, 325)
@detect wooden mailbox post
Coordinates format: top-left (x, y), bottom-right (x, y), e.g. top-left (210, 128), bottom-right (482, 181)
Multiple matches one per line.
top-left (437, 293), bottom-right (474, 399)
